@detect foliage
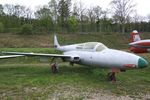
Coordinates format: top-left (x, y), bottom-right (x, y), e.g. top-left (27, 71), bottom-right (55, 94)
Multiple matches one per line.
top-left (58, 0), bottom-right (71, 32)
top-left (20, 24), bottom-right (33, 35)
top-left (0, 4), bottom-right (4, 15)
top-left (0, 1), bottom-right (150, 34)
top-left (110, 0), bottom-right (136, 33)
top-left (68, 16), bottom-right (78, 32)
top-left (0, 22), bottom-right (4, 33)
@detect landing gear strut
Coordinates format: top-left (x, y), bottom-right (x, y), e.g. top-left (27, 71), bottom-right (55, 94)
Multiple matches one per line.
top-left (107, 72), bottom-right (116, 82)
top-left (50, 58), bottom-right (59, 73)
top-left (107, 68), bottom-right (120, 82)
top-left (51, 63), bottom-right (59, 73)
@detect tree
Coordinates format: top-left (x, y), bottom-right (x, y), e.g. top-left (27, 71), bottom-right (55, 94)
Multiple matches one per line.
top-left (101, 9), bottom-right (112, 32)
top-left (0, 4), bottom-right (4, 15)
top-left (68, 16), bottom-right (78, 32)
top-left (35, 6), bottom-right (53, 31)
top-left (111, 0), bottom-right (136, 33)
top-left (147, 14), bottom-right (150, 22)
top-left (87, 7), bottom-right (96, 32)
top-left (78, 1), bottom-right (85, 32)
top-left (35, 6), bottom-right (51, 19)
top-left (4, 4), bottom-right (14, 16)
top-left (93, 6), bottom-right (103, 32)
top-left (25, 8), bottom-right (33, 21)
top-left (72, 2), bottom-right (79, 19)
top-left (58, 0), bottom-right (71, 32)
top-left (48, 0), bottom-right (58, 31)
top-left (20, 24), bottom-right (33, 34)
top-left (0, 22), bottom-right (4, 33)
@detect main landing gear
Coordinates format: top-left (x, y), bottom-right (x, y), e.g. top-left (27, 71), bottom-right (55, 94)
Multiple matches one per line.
top-left (107, 72), bottom-right (116, 82)
top-left (107, 68), bottom-right (120, 82)
top-left (51, 63), bottom-right (59, 73)
top-left (50, 58), bottom-right (59, 73)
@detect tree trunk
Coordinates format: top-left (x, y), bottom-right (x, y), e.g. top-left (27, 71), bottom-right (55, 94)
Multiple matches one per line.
top-left (121, 24), bottom-right (125, 34)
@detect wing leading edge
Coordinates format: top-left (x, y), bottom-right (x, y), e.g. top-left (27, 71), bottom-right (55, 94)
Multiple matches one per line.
top-left (2, 52), bottom-right (71, 58)
top-left (0, 55), bottom-right (24, 59)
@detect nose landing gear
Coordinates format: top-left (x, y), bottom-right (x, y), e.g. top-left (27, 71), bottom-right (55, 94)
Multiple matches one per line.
top-left (107, 72), bottom-right (116, 82)
top-left (108, 68), bottom-right (120, 82)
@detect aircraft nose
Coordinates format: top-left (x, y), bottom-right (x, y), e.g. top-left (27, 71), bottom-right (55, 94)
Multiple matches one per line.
top-left (128, 43), bottom-right (132, 46)
top-left (138, 58), bottom-right (148, 68)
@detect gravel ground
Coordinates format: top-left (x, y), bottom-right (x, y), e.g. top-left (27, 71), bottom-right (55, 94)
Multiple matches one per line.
top-left (1, 85), bottom-right (150, 100)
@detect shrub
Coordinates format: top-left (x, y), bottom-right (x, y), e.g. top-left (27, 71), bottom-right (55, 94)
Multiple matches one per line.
top-left (20, 24), bottom-right (33, 35)
top-left (7, 28), bottom-right (20, 33)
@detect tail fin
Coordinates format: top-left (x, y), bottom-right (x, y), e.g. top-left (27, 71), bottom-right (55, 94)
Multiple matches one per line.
top-left (54, 34), bottom-right (60, 48)
top-left (130, 30), bottom-right (141, 42)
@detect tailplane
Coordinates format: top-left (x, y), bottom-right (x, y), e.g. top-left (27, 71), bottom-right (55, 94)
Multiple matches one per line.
top-left (130, 30), bottom-right (141, 42)
top-left (54, 34), bottom-right (60, 48)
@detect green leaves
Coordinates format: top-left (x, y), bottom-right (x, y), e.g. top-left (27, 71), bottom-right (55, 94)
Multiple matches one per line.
top-left (20, 24), bottom-right (33, 35)
top-left (0, 22), bottom-right (4, 33)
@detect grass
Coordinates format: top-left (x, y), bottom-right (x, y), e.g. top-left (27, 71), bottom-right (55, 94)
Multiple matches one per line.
top-left (0, 48), bottom-right (150, 99)
top-left (0, 33), bottom-right (130, 49)
top-left (0, 33), bottom-right (150, 99)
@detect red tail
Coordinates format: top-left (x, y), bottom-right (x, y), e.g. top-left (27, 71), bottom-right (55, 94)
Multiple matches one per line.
top-left (129, 30), bottom-right (144, 53)
top-left (130, 30), bottom-right (141, 43)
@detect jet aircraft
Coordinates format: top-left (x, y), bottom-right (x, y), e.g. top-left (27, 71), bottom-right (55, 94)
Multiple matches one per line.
top-left (129, 30), bottom-right (150, 53)
top-left (1, 35), bottom-right (148, 81)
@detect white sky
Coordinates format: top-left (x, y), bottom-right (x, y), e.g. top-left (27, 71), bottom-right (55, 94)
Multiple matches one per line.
top-left (0, 0), bottom-right (150, 16)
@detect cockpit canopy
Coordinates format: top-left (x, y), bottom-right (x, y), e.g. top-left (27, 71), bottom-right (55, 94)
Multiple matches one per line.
top-left (76, 42), bottom-right (108, 52)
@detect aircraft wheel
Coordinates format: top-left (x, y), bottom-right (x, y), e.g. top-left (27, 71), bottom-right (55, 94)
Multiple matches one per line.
top-left (51, 63), bottom-right (58, 73)
top-left (107, 72), bottom-right (116, 82)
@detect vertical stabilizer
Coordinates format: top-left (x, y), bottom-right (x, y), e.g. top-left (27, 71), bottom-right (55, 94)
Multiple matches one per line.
top-left (130, 30), bottom-right (141, 43)
top-left (54, 34), bottom-right (60, 48)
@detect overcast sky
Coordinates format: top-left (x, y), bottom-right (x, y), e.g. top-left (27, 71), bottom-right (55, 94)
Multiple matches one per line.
top-left (0, 0), bottom-right (150, 16)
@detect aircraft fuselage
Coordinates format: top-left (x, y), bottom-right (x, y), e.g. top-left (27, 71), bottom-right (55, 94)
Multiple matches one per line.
top-left (129, 40), bottom-right (150, 53)
top-left (64, 49), bottom-right (147, 69)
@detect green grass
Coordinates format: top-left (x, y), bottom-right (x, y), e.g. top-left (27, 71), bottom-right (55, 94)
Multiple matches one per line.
top-left (0, 48), bottom-right (150, 99)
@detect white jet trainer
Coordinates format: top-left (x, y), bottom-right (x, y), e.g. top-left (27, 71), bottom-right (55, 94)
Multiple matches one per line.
top-left (2, 35), bottom-right (148, 81)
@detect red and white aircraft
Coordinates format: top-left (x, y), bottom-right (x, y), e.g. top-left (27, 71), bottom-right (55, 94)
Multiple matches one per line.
top-left (129, 30), bottom-right (150, 53)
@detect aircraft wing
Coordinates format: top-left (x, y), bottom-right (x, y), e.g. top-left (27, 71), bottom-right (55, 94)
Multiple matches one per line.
top-left (0, 55), bottom-right (24, 59)
top-left (2, 52), bottom-right (71, 58)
